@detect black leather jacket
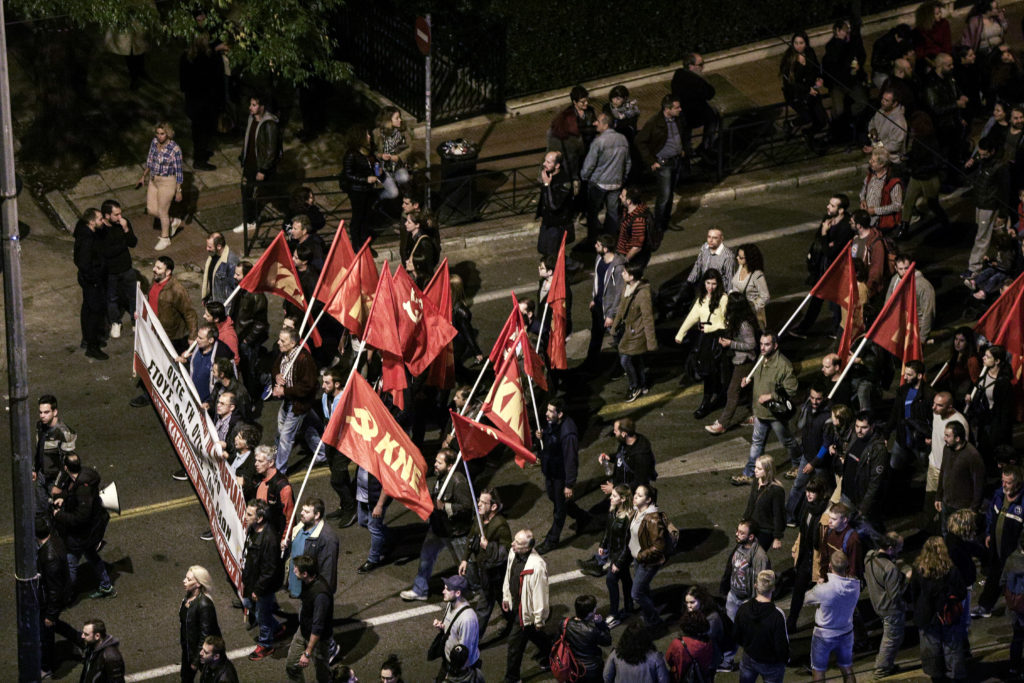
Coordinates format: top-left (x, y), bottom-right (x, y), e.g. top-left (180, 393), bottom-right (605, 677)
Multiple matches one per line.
top-left (38, 535), bottom-right (72, 621)
top-left (924, 71), bottom-right (963, 129)
top-left (240, 113), bottom-right (281, 175)
top-left (562, 616), bottom-right (612, 676)
top-left (599, 511), bottom-right (632, 569)
top-left (199, 658), bottom-right (239, 683)
top-left (242, 524), bottom-right (284, 598)
top-left (341, 150), bottom-right (376, 193)
top-left (53, 466), bottom-right (109, 554)
top-left (180, 593), bottom-right (221, 671)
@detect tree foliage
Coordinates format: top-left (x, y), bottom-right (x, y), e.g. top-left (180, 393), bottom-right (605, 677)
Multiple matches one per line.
top-left (9, 0), bottom-right (351, 85)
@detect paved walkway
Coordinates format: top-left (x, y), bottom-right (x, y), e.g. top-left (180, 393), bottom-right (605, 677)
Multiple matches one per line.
top-left (38, 1), bottom-right (1024, 274)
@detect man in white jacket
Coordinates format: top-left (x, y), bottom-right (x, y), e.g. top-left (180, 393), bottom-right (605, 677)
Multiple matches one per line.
top-left (502, 529), bottom-right (551, 682)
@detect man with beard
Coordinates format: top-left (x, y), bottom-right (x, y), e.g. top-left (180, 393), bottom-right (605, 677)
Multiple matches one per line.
top-left (459, 488), bottom-right (513, 637)
top-left (786, 382), bottom-right (832, 524)
top-left (636, 95), bottom-right (687, 238)
top-left (535, 151), bottom-right (575, 260)
top-left (98, 199), bottom-right (138, 339)
top-left (35, 394), bottom-right (76, 486)
top-left (598, 417), bottom-right (656, 494)
top-left (318, 368), bottom-right (356, 525)
top-left (536, 399), bottom-right (590, 555)
top-left (198, 636), bottom-right (239, 682)
top-left (78, 619), bottom-right (125, 682)
top-left (74, 207), bottom-right (108, 360)
top-left (840, 413), bottom-right (890, 541)
top-left (586, 234), bottom-right (626, 370)
top-left (935, 422), bottom-right (985, 532)
top-left (884, 360), bottom-right (933, 473)
top-left (884, 255), bottom-right (935, 340)
top-left (791, 195), bottom-right (854, 339)
top-left (863, 90), bottom-right (907, 163)
top-left (201, 232), bottom-right (238, 306)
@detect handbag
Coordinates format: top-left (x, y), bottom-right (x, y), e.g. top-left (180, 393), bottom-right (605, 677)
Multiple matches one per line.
top-left (686, 314), bottom-right (722, 380)
top-left (427, 604), bottom-right (472, 661)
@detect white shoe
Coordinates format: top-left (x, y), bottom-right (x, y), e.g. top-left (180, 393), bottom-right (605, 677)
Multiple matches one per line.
top-left (154, 237), bottom-right (171, 251)
top-left (110, 322), bottom-right (122, 339)
top-left (169, 218), bottom-right (183, 238)
top-left (232, 222), bottom-right (255, 234)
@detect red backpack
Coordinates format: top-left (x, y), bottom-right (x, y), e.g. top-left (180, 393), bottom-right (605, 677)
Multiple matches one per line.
top-left (549, 617), bottom-right (585, 682)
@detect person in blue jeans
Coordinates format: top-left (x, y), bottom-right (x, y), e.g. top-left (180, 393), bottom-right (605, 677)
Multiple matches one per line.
top-left (629, 484), bottom-right (667, 629)
top-left (355, 466), bottom-right (390, 574)
top-left (241, 500), bottom-right (284, 661)
top-left (804, 550), bottom-right (861, 682)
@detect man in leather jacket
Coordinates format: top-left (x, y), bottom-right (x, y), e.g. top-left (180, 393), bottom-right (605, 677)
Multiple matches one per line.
top-left (51, 453), bottom-right (114, 599)
top-left (37, 521), bottom-right (78, 676)
top-left (841, 413), bottom-right (890, 540)
top-left (239, 94), bottom-right (281, 232)
top-left (562, 594), bottom-right (612, 683)
top-left (79, 619), bottom-right (125, 683)
top-left (924, 53), bottom-right (968, 169)
top-left (198, 636), bottom-right (239, 682)
top-left (36, 394), bottom-right (76, 485)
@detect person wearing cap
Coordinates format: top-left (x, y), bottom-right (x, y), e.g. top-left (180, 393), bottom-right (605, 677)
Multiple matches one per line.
top-left (431, 574), bottom-right (479, 681)
top-left (442, 644), bottom-right (485, 683)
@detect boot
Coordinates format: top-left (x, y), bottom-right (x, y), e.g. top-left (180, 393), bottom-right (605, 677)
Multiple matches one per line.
top-left (693, 395), bottom-right (715, 419)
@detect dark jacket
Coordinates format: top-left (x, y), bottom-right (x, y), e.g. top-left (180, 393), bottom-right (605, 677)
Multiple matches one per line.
top-left (271, 348), bottom-right (318, 415)
top-left (809, 215), bottom-right (854, 277)
top-left (600, 511), bottom-right (633, 570)
top-left (635, 111), bottom-right (687, 168)
top-left (36, 417), bottom-right (76, 484)
top-left (199, 657), bottom-right (239, 683)
top-left (295, 520), bottom-right (340, 594)
top-left (841, 431), bottom-right (889, 523)
top-left (986, 484), bottom-right (1024, 559)
top-left (563, 616), bottom-right (612, 676)
top-left (99, 220), bottom-right (137, 274)
top-left (733, 599), bottom-right (789, 665)
top-left (79, 634), bottom-right (125, 683)
top-left (864, 549), bottom-right (908, 617)
top-left (744, 482), bottom-right (786, 541)
top-left (610, 434), bottom-right (656, 490)
top-left (467, 513), bottom-right (512, 585)
top-left (430, 468), bottom-right (474, 538)
top-left (909, 566), bottom-right (966, 631)
top-left (924, 71), bottom-right (964, 130)
top-left (229, 291), bottom-right (268, 345)
top-left (74, 223), bottom-right (106, 285)
top-left (670, 68), bottom-right (716, 124)
top-left (240, 112), bottom-right (281, 175)
top-left (967, 155), bottom-right (1008, 210)
top-left (884, 382), bottom-right (934, 452)
top-left (795, 496), bottom-right (828, 567)
top-left (341, 150), bottom-right (376, 193)
top-left (797, 400), bottom-right (831, 463)
top-left (452, 301), bottom-right (483, 362)
top-left (972, 373), bottom-right (1015, 445)
top-left (540, 416), bottom-right (580, 487)
top-left (53, 466), bottom-right (109, 555)
top-left (936, 443), bottom-right (985, 511)
top-left (822, 32), bottom-right (867, 89)
top-left (535, 167), bottom-right (573, 227)
top-left (401, 230), bottom-right (440, 288)
top-left (242, 523), bottom-right (284, 598)
top-left (298, 576), bottom-right (334, 639)
top-left (38, 534), bottom-right (72, 621)
top-left (180, 593), bottom-right (221, 671)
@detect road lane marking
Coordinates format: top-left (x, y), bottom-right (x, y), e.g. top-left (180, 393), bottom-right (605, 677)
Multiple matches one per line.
top-left (124, 569), bottom-right (588, 681)
top-left (470, 221), bottom-right (813, 305)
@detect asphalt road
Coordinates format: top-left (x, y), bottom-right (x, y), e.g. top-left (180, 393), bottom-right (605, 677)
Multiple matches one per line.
top-left (0, 179), bottom-right (1018, 681)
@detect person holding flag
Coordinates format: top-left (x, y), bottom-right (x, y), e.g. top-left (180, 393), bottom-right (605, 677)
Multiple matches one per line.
top-left (270, 326), bottom-right (320, 475)
top-left (535, 398), bottom-right (591, 555)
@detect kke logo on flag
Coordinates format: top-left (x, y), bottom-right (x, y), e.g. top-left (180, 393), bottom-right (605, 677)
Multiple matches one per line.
top-left (402, 289), bottom-right (423, 323)
top-left (345, 409), bottom-right (424, 493)
top-left (490, 375), bottom-right (527, 440)
top-left (268, 264), bottom-right (302, 301)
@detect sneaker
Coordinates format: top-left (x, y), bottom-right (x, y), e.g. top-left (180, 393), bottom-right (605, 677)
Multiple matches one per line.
top-left (605, 615), bottom-right (621, 629)
top-left (716, 662), bottom-right (738, 674)
top-left (172, 468), bottom-right (189, 481)
top-left (783, 467), bottom-right (799, 479)
top-left (87, 585), bottom-right (116, 599)
top-left (786, 521), bottom-right (798, 528)
top-left (84, 346), bottom-right (109, 361)
top-left (970, 606), bottom-right (992, 618)
top-left (399, 589), bottom-right (427, 601)
top-left (247, 645), bottom-right (274, 661)
top-left (233, 222), bottom-right (255, 234)
top-left (328, 639), bottom-right (342, 665)
top-left (786, 329), bottom-right (808, 339)
top-left (730, 474), bottom-right (753, 486)
top-left (199, 530), bottom-right (214, 541)
top-left (704, 421), bottom-right (726, 435)
top-left (625, 387), bottom-right (641, 403)
top-left (154, 237), bottom-right (171, 251)
top-left (129, 394), bottom-right (150, 408)
top-left (109, 322), bottom-right (122, 339)
top-left (170, 217), bottom-right (182, 231)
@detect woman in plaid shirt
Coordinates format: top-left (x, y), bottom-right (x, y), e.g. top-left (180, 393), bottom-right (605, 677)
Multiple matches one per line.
top-left (140, 121), bottom-right (184, 251)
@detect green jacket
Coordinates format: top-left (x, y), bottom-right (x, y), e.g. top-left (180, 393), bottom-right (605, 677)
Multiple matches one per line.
top-left (751, 350), bottom-right (798, 421)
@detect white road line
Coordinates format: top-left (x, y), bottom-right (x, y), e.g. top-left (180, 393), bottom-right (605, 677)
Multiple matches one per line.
top-left (470, 221), bottom-right (813, 305)
top-left (125, 570), bottom-right (589, 681)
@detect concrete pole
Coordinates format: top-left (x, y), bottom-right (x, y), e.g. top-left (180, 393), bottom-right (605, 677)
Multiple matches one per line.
top-left (0, 0), bottom-right (42, 678)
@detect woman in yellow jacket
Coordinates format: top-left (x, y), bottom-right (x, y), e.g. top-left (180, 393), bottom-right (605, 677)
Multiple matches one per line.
top-left (674, 268), bottom-right (729, 418)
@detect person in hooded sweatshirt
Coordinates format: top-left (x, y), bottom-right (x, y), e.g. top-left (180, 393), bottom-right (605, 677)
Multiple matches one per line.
top-left (732, 569), bottom-right (789, 682)
top-left (804, 550), bottom-right (862, 682)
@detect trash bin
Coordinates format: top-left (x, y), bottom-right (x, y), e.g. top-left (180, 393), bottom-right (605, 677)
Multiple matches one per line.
top-left (436, 139), bottom-right (479, 225)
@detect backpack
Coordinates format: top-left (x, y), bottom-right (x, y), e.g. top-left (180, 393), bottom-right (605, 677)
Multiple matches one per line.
top-left (549, 618), bottom-right (584, 682)
top-left (936, 591), bottom-right (965, 626)
top-left (1005, 570), bottom-right (1024, 615)
top-left (659, 511), bottom-right (680, 557)
top-left (678, 638), bottom-right (708, 683)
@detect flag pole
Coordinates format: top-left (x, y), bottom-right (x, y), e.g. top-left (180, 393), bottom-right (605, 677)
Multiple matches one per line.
top-left (828, 337), bottom-right (869, 400)
top-left (438, 405), bottom-right (486, 499)
top-left (300, 220), bottom-right (347, 336)
top-left (222, 283), bottom-right (243, 309)
top-left (742, 292), bottom-right (812, 382)
top-left (524, 373), bottom-right (544, 436)
top-left (461, 459), bottom-right (486, 539)
top-left (535, 303), bottom-right (550, 353)
top-left (930, 361), bottom-right (949, 388)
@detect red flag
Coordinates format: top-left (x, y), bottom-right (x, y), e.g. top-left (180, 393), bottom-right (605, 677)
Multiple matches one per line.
top-left (424, 259), bottom-right (457, 390)
top-left (312, 221), bottom-right (357, 305)
top-left (481, 350), bottom-right (533, 452)
top-left (865, 262), bottom-right (922, 378)
top-left (237, 231), bottom-right (307, 311)
top-left (808, 243), bottom-right (860, 363)
top-left (325, 241), bottom-right (379, 336)
top-left (487, 295), bottom-right (548, 391)
top-left (362, 262), bottom-right (407, 408)
top-left (975, 270), bottom-right (1024, 382)
top-left (392, 267), bottom-right (458, 376)
top-left (321, 372), bottom-right (431, 520)
top-left (450, 410), bottom-right (537, 468)
top-left (546, 233), bottom-right (568, 369)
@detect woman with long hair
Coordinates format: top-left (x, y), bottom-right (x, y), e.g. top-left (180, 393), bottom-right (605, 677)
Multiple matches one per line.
top-left (938, 327), bottom-right (981, 405)
top-left (179, 565), bottom-right (220, 682)
top-left (966, 344), bottom-right (1015, 458)
top-left (684, 584), bottom-right (730, 674)
top-left (961, 0), bottom-right (1007, 56)
top-left (373, 106), bottom-right (411, 200)
top-left (602, 621), bottom-right (670, 680)
top-left (914, 1), bottom-right (952, 63)
top-left (449, 274), bottom-right (484, 382)
top-left (826, 404), bottom-right (855, 501)
top-left (779, 31), bottom-right (829, 139)
top-left (341, 126), bottom-right (381, 248)
top-left (744, 455), bottom-right (786, 551)
top-left (400, 210), bottom-right (440, 288)
top-left (910, 536), bottom-right (969, 682)
top-left (706, 292), bottom-right (758, 435)
top-left (140, 121), bottom-right (184, 251)
top-left (595, 484), bottom-right (635, 628)
top-left (674, 268), bottom-right (728, 418)
top-left (730, 244), bottom-right (770, 329)
top-left (612, 263), bottom-right (658, 402)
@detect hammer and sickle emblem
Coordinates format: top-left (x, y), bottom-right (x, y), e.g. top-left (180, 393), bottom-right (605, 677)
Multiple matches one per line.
top-left (346, 408), bottom-right (379, 441)
top-left (402, 289), bottom-right (423, 323)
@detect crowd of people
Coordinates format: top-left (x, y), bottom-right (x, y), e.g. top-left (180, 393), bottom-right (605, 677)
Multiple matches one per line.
top-left (50, 2), bottom-right (1024, 683)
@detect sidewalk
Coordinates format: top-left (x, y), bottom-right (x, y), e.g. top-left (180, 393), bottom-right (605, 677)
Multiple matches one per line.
top-left (37, 1), bottom-right (1021, 274)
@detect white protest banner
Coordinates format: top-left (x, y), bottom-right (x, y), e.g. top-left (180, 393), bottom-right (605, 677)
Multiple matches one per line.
top-left (132, 286), bottom-right (246, 592)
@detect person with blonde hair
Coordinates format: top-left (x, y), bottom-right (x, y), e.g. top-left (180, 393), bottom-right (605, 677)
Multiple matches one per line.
top-left (744, 455), bottom-right (786, 551)
top-left (180, 565), bottom-right (221, 682)
top-left (910, 536), bottom-right (969, 682)
top-left (140, 121), bottom-right (184, 251)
